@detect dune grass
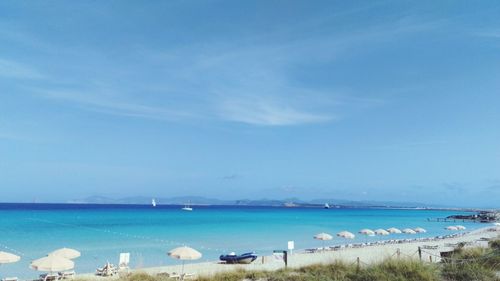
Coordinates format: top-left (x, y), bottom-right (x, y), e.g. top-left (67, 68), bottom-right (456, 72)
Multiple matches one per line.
top-left (115, 239), bottom-right (500, 281)
top-left (440, 240), bottom-right (500, 281)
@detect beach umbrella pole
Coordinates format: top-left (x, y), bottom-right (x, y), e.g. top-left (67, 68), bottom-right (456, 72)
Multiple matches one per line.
top-left (181, 261), bottom-right (185, 279)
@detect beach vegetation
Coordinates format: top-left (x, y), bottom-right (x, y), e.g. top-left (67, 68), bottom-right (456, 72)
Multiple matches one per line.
top-left (441, 239), bottom-right (500, 281)
top-left (349, 259), bottom-right (440, 281)
top-left (113, 240), bottom-right (500, 281)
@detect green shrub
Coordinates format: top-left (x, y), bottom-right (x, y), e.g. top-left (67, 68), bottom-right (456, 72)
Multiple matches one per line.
top-left (441, 246), bottom-right (499, 281)
top-left (488, 239), bottom-right (500, 251)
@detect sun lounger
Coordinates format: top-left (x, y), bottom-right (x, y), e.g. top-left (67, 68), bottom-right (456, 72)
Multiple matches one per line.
top-left (118, 253), bottom-right (130, 273)
top-left (59, 271), bottom-right (75, 279)
top-left (96, 263), bottom-right (118, 277)
top-left (182, 273), bottom-right (196, 280)
top-left (40, 273), bottom-right (60, 281)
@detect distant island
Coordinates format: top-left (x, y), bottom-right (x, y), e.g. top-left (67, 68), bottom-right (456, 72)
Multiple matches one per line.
top-left (67, 195), bottom-right (479, 210)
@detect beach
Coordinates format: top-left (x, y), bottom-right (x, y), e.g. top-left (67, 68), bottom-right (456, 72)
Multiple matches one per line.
top-left (1, 204), bottom-right (496, 279)
top-left (78, 226), bottom-right (499, 280)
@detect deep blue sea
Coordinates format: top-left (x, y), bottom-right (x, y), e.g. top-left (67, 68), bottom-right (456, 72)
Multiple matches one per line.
top-left (0, 204), bottom-right (479, 279)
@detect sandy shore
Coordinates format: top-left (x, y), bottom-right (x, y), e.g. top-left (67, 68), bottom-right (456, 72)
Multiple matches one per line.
top-left (78, 226), bottom-right (499, 280)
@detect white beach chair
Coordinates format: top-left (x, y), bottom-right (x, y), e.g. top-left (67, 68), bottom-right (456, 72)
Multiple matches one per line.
top-left (119, 253), bottom-right (130, 273)
top-left (40, 273), bottom-right (60, 281)
top-left (59, 270), bottom-right (75, 279)
top-left (182, 273), bottom-right (196, 280)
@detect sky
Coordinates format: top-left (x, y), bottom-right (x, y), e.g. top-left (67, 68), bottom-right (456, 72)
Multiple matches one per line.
top-left (0, 1), bottom-right (499, 207)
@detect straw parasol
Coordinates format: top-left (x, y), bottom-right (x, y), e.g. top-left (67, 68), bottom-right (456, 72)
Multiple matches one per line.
top-left (49, 248), bottom-right (81, 260)
top-left (0, 251), bottom-right (21, 264)
top-left (337, 231), bottom-right (355, 239)
top-left (168, 246), bottom-right (202, 277)
top-left (445, 226), bottom-right (458, 231)
top-left (374, 229), bottom-right (389, 236)
top-left (402, 228), bottom-right (417, 234)
top-left (358, 229), bottom-right (375, 236)
top-left (387, 227), bottom-right (402, 234)
top-left (358, 229), bottom-right (375, 243)
top-left (314, 233), bottom-right (333, 250)
top-left (455, 225), bottom-right (466, 230)
top-left (414, 227), bottom-right (427, 233)
top-left (31, 255), bottom-right (74, 273)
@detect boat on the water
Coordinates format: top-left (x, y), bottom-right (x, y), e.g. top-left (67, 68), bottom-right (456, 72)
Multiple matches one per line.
top-left (219, 252), bottom-right (258, 264)
top-left (182, 201), bottom-right (193, 211)
top-left (152, 199), bottom-right (157, 207)
top-left (324, 203), bottom-right (330, 209)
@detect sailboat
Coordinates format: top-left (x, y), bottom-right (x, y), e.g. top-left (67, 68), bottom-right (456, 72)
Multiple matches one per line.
top-left (181, 201), bottom-right (193, 211)
top-left (324, 203), bottom-right (330, 209)
top-left (152, 199), bottom-right (157, 207)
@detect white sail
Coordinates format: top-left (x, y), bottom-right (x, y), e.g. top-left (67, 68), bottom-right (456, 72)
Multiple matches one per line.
top-left (182, 201), bottom-right (193, 211)
top-left (152, 199), bottom-right (157, 207)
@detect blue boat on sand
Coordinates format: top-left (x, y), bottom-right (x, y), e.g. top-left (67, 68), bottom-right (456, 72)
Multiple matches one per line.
top-left (219, 252), bottom-right (258, 264)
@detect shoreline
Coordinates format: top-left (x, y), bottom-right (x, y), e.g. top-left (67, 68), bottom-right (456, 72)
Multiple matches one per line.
top-left (78, 226), bottom-right (499, 280)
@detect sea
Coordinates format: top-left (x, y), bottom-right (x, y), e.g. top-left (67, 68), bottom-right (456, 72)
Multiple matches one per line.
top-left (0, 204), bottom-right (482, 279)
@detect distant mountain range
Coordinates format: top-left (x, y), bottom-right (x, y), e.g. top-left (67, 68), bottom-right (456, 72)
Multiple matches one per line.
top-left (69, 195), bottom-right (441, 208)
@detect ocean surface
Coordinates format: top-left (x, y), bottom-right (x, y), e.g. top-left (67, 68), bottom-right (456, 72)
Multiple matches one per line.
top-left (0, 204), bottom-right (481, 278)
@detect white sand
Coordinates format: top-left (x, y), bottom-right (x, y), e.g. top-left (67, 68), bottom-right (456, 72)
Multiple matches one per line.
top-left (78, 226), bottom-right (499, 280)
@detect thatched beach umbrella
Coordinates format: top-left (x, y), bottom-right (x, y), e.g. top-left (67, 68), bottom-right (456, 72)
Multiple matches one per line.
top-left (337, 231), bottom-right (355, 239)
top-left (374, 229), bottom-right (389, 236)
top-left (49, 248), bottom-right (81, 260)
top-left (445, 226), bottom-right (458, 231)
top-left (31, 255), bottom-right (74, 273)
top-left (0, 251), bottom-right (20, 264)
top-left (168, 246), bottom-right (202, 277)
top-left (314, 233), bottom-right (333, 250)
top-left (387, 227), bottom-right (402, 234)
top-left (414, 227), bottom-right (426, 233)
top-left (358, 229), bottom-right (375, 236)
top-left (358, 229), bottom-right (375, 243)
top-left (402, 228), bottom-right (416, 234)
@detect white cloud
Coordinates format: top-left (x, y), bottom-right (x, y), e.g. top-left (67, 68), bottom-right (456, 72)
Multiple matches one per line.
top-left (35, 88), bottom-right (198, 121)
top-left (218, 97), bottom-right (332, 126)
top-left (0, 58), bottom-right (45, 80)
top-left (3, 10), bottom-right (437, 126)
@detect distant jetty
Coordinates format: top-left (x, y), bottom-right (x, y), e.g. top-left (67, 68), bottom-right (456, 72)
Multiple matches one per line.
top-left (435, 211), bottom-right (500, 223)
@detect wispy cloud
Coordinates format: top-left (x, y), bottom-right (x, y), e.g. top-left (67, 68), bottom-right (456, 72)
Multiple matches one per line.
top-left (218, 97), bottom-right (333, 126)
top-left (34, 88), bottom-right (198, 121)
top-left (474, 29), bottom-right (500, 38)
top-left (3, 11), bottom-right (440, 126)
top-left (0, 58), bottom-right (45, 80)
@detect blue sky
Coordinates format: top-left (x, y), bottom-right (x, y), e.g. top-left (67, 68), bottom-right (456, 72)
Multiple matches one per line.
top-left (1, 1), bottom-right (499, 207)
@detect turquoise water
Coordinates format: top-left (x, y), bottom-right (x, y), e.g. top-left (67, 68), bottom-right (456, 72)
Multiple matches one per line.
top-left (0, 204), bottom-right (480, 279)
